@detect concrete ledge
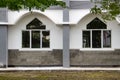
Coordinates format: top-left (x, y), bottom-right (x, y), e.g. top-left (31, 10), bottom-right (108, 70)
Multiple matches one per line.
top-left (1, 67), bottom-right (120, 71)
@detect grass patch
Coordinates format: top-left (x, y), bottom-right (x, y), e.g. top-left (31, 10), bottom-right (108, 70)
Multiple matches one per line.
top-left (0, 71), bottom-right (120, 80)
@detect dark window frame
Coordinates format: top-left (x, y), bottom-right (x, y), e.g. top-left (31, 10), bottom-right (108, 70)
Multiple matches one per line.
top-left (22, 18), bottom-right (50, 49)
top-left (82, 17), bottom-right (111, 48)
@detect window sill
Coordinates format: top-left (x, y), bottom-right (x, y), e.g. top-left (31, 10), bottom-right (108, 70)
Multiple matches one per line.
top-left (80, 48), bottom-right (115, 51)
top-left (19, 48), bottom-right (53, 51)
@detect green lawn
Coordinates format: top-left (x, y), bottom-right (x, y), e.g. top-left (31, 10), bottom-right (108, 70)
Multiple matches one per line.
top-left (0, 71), bottom-right (120, 80)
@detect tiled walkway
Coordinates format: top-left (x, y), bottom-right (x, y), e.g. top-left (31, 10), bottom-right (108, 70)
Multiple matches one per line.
top-left (0, 67), bottom-right (120, 71)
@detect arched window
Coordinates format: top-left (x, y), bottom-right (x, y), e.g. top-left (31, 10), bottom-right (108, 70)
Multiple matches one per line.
top-left (83, 17), bottom-right (111, 48)
top-left (22, 18), bottom-right (50, 49)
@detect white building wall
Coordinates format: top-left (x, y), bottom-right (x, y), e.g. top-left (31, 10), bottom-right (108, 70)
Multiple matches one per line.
top-left (8, 9), bottom-right (120, 50)
top-left (108, 21), bottom-right (120, 49)
top-left (8, 10), bottom-right (63, 25)
top-left (70, 12), bottom-right (120, 50)
top-left (8, 12), bottom-right (63, 50)
top-left (70, 10), bottom-right (95, 49)
top-left (69, 9), bottom-right (90, 24)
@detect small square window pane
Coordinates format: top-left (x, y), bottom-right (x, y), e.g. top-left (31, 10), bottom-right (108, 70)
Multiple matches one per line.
top-left (42, 31), bottom-right (50, 48)
top-left (83, 31), bottom-right (91, 48)
top-left (22, 31), bottom-right (30, 48)
top-left (103, 30), bottom-right (111, 48)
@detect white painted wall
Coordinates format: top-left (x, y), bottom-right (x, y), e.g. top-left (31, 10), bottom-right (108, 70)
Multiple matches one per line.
top-left (8, 9), bottom-right (120, 50)
top-left (70, 13), bottom-right (120, 50)
top-left (8, 10), bottom-right (63, 25)
top-left (8, 12), bottom-right (63, 50)
top-left (108, 21), bottom-right (120, 49)
top-left (69, 9), bottom-right (90, 24)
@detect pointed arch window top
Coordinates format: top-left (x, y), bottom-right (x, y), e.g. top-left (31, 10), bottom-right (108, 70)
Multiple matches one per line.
top-left (87, 17), bottom-right (107, 29)
top-left (26, 18), bottom-right (46, 29)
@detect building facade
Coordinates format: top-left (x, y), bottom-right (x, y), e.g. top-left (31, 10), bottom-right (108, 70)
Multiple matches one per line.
top-left (0, 0), bottom-right (120, 67)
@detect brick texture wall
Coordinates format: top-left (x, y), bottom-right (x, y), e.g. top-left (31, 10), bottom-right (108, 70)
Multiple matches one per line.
top-left (8, 49), bottom-right (120, 67)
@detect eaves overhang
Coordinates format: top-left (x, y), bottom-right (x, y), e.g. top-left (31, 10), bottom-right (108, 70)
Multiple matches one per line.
top-left (56, 22), bottom-right (77, 25)
top-left (0, 22), bottom-right (13, 25)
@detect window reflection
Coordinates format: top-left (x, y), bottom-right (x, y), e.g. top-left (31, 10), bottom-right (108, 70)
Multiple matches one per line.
top-left (83, 17), bottom-right (111, 49)
top-left (83, 31), bottom-right (90, 48)
top-left (103, 30), bottom-right (111, 48)
top-left (42, 31), bottom-right (50, 48)
top-left (92, 30), bottom-right (101, 48)
top-left (83, 30), bottom-right (111, 48)
top-left (32, 31), bottom-right (40, 48)
top-left (22, 18), bottom-right (50, 49)
top-left (22, 31), bottom-right (30, 48)
top-left (26, 18), bottom-right (46, 29)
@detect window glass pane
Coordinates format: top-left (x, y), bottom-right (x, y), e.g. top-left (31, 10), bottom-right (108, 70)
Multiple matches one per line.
top-left (22, 31), bottom-right (30, 48)
top-left (103, 30), bottom-right (111, 48)
top-left (32, 31), bottom-right (40, 48)
top-left (42, 31), bottom-right (50, 48)
top-left (83, 31), bottom-right (90, 48)
top-left (87, 18), bottom-right (107, 29)
top-left (26, 18), bottom-right (46, 29)
top-left (92, 30), bottom-right (101, 48)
